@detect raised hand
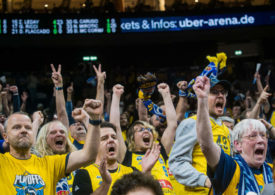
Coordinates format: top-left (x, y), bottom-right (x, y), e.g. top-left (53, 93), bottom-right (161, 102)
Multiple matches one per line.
top-left (193, 76), bottom-right (210, 99)
top-left (112, 84), bottom-right (124, 96)
top-left (9, 85), bottom-right (18, 95)
top-left (93, 64), bottom-right (106, 84)
top-left (177, 81), bottom-right (188, 91)
top-left (72, 108), bottom-right (89, 124)
top-left (104, 90), bottom-right (111, 100)
top-left (99, 156), bottom-right (112, 185)
top-left (50, 64), bottom-right (63, 87)
top-left (260, 119), bottom-right (273, 130)
top-left (157, 83), bottom-right (170, 96)
top-left (67, 82), bottom-right (74, 94)
top-left (141, 143), bottom-right (160, 174)
top-left (258, 85), bottom-right (271, 104)
top-left (32, 111), bottom-right (44, 126)
top-left (83, 99), bottom-right (103, 120)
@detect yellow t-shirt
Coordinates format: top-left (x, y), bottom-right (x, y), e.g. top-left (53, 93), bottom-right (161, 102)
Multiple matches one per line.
top-left (123, 145), bottom-right (174, 195)
top-left (270, 111), bottom-right (275, 127)
top-left (73, 163), bottom-right (134, 195)
top-left (0, 152), bottom-right (68, 195)
top-left (183, 116), bottom-right (231, 195)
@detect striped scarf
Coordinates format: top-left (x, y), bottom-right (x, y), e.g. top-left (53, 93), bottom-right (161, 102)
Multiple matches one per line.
top-left (234, 154), bottom-right (273, 195)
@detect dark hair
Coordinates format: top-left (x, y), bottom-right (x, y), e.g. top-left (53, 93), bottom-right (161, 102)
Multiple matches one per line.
top-left (111, 171), bottom-right (163, 195)
top-left (100, 121), bottom-right (117, 133)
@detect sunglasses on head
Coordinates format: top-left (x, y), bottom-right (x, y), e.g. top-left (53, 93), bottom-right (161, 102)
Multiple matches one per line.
top-left (136, 127), bottom-right (153, 133)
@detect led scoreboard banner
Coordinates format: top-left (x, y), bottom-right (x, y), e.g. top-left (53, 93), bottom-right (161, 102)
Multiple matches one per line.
top-left (0, 17), bottom-right (117, 35)
top-left (0, 10), bottom-right (274, 36)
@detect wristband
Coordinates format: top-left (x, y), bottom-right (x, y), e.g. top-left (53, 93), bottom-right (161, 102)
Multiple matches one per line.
top-left (268, 126), bottom-right (273, 132)
top-left (55, 86), bottom-right (63, 91)
top-left (89, 119), bottom-right (102, 126)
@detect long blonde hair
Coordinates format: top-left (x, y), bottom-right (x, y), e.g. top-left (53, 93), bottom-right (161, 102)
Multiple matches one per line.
top-left (127, 120), bottom-right (159, 152)
top-left (35, 120), bottom-right (76, 157)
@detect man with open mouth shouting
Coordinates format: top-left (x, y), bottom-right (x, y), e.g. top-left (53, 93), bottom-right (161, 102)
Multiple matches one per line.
top-left (72, 121), bottom-right (160, 195)
top-left (193, 75), bottom-right (274, 195)
top-left (169, 76), bottom-right (231, 195)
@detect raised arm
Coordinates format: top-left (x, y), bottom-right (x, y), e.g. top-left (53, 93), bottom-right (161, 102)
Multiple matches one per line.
top-left (50, 64), bottom-right (69, 129)
top-left (93, 64), bottom-right (106, 105)
top-left (260, 119), bottom-right (275, 139)
top-left (20, 91), bottom-right (28, 112)
top-left (110, 84), bottom-right (127, 163)
top-left (176, 81), bottom-right (189, 122)
top-left (66, 99), bottom-right (102, 174)
top-left (9, 85), bottom-right (20, 113)
top-left (104, 90), bottom-right (111, 120)
top-left (66, 82), bottom-right (75, 125)
top-left (247, 85), bottom-right (271, 119)
top-left (1, 90), bottom-right (10, 116)
top-left (193, 76), bottom-right (220, 170)
top-left (255, 72), bottom-right (264, 94)
top-left (159, 83), bottom-right (177, 154)
top-left (32, 111), bottom-right (44, 143)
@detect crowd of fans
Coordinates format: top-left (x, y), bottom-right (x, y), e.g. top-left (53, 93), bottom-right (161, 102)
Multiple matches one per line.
top-left (0, 52), bottom-right (275, 194)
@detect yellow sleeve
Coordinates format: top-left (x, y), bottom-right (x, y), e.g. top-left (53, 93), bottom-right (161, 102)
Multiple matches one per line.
top-left (45, 153), bottom-right (69, 183)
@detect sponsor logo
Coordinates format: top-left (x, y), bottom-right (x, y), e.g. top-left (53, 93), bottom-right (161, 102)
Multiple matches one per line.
top-left (158, 179), bottom-right (173, 190)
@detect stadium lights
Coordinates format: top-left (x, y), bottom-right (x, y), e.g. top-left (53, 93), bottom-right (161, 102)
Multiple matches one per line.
top-left (83, 56), bottom-right (98, 61)
top-left (234, 50), bottom-right (242, 56)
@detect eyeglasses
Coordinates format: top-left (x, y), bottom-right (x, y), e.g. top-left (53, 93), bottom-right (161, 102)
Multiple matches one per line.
top-left (241, 132), bottom-right (268, 141)
top-left (136, 127), bottom-right (153, 133)
top-left (210, 89), bottom-right (228, 96)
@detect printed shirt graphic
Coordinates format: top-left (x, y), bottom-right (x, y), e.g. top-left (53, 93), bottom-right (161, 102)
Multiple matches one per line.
top-left (56, 171), bottom-right (75, 195)
top-left (14, 171), bottom-right (46, 194)
top-left (0, 152), bottom-right (68, 195)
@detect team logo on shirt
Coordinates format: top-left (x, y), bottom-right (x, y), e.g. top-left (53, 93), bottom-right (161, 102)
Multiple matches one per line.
top-left (56, 177), bottom-right (70, 195)
top-left (14, 171), bottom-right (45, 194)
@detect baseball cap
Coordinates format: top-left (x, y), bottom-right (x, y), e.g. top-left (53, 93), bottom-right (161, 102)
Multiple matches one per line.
top-left (210, 76), bottom-right (231, 91)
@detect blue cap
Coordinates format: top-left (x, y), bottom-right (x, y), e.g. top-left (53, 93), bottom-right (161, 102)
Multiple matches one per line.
top-left (210, 76), bottom-right (231, 91)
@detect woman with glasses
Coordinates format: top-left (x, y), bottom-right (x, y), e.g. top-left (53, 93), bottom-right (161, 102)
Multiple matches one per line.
top-left (110, 83), bottom-right (177, 195)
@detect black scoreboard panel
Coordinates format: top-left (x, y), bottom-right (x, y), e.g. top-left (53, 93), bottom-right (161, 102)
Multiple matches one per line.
top-left (0, 10), bottom-right (274, 46)
top-left (0, 17), bottom-right (117, 35)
